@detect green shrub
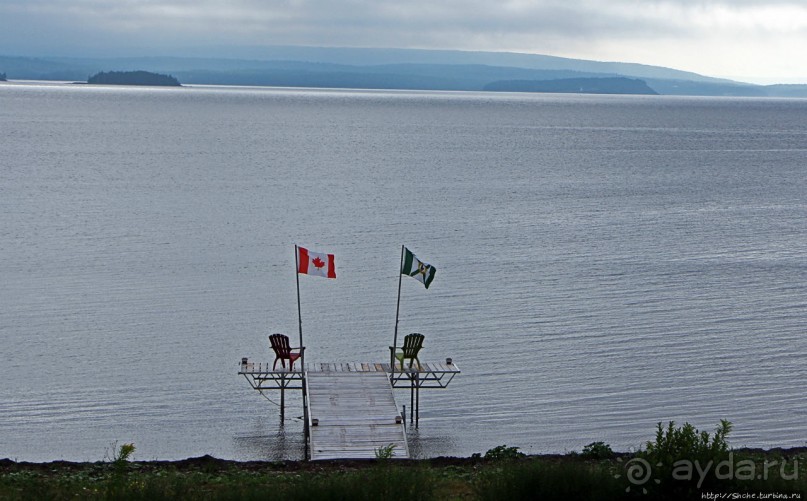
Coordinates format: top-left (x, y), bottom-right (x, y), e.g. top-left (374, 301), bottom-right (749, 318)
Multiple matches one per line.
top-left (483, 445), bottom-right (526, 460)
top-left (645, 420), bottom-right (732, 465)
top-left (581, 441), bottom-right (614, 460)
top-left (374, 443), bottom-right (397, 460)
top-left (641, 420), bottom-right (732, 496)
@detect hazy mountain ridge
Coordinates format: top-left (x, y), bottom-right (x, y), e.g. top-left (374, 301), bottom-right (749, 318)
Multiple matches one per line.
top-left (173, 63), bottom-right (628, 91)
top-left (484, 77), bottom-right (658, 95)
top-left (1, 47), bottom-right (805, 97)
top-left (163, 45), bottom-right (736, 84)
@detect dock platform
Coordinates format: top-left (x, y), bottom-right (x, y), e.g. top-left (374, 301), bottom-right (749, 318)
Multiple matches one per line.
top-left (239, 360), bottom-right (459, 386)
top-left (239, 359), bottom-right (460, 460)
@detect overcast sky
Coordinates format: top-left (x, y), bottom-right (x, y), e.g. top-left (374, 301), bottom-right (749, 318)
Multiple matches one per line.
top-left (1, 0), bottom-right (805, 84)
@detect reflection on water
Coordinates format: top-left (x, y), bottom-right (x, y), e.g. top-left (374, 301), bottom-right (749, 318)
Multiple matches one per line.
top-left (406, 429), bottom-right (459, 459)
top-left (231, 420), bottom-right (459, 461)
top-left (233, 418), bottom-right (307, 461)
top-left (230, 390), bottom-right (460, 460)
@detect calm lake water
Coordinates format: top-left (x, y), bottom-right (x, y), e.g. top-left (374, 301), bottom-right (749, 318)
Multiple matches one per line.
top-left (1, 81), bottom-right (805, 461)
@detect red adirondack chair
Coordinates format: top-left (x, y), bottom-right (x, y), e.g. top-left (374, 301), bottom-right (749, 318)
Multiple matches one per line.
top-left (269, 333), bottom-right (304, 371)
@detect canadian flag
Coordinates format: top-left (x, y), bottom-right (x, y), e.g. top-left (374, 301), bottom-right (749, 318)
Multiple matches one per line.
top-left (297, 246), bottom-right (336, 279)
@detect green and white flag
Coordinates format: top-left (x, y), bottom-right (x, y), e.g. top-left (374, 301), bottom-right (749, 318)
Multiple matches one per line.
top-left (401, 247), bottom-right (436, 289)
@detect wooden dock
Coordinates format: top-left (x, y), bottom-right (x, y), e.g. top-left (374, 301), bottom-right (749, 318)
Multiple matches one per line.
top-left (306, 371), bottom-right (409, 460)
top-left (239, 359), bottom-right (459, 460)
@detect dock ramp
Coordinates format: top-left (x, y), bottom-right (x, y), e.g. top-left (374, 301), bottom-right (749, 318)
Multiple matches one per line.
top-left (305, 371), bottom-right (409, 460)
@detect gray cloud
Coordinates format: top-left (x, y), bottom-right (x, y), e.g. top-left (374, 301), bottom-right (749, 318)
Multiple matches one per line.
top-left (1, 0), bottom-right (805, 80)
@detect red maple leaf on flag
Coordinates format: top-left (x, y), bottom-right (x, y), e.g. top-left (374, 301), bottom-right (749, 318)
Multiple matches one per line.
top-left (312, 257), bottom-right (325, 269)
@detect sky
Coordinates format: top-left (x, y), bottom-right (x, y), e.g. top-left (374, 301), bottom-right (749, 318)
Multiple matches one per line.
top-left (1, 0), bottom-right (805, 84)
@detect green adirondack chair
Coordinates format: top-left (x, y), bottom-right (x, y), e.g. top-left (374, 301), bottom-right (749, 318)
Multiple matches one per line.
top-left (390, 333), bottom-right (424, 370)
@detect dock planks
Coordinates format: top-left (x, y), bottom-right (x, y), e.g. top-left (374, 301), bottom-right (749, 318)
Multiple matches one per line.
top-left (306, 371), bottom-right (409, 460)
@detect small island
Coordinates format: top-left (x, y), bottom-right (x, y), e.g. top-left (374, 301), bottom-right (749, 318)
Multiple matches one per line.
top-left (87, 70), bottom-right (181, 86)
top-left (0, 72), bottom-right (7, 82)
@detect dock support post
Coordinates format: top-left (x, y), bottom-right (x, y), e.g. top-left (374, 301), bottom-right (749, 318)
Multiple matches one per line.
top-left (410, 378), bottom-right (414, 424)
top-left (402, 405), bottom-right (407, 431)
top-left (406, 371), bottom-right (420, 427)
top-left (415, 375), bottom-right (420, 428)
top-left (280, 374), bottom-right (285, 420)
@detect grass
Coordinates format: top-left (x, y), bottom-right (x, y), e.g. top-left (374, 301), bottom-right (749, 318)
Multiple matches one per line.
top-left (1, 448), bottom-right (805, 501)
top-left (0, 461), bottom-right (434, 501)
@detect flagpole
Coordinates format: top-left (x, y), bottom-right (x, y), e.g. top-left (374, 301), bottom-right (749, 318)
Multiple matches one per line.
top-left (392, 245), bottom-right (404, 368)
top-left (295, 245), bottom-right (303, 363)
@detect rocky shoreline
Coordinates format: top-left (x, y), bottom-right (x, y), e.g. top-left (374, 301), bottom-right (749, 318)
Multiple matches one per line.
top-left (3, 446), bottom-right (806, 472)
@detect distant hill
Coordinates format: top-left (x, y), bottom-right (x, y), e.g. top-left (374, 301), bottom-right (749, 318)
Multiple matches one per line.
top-left (0, 56), bottom-right (91, 81)
top-left (0, 72), bottom-right (6, 81)
top-left (765, 84), bottom-right (807, 98)
top-left (87, 70), bottom-right (180, 86)
top-left (1, 47), bottom-right (805, 97)
top-left (170, 63), bottom-right (627, 92)
top-left (643, 78), bottom-right (767, 97)
top-left (484, 77), bottom-right (658, 95)
top-left (170, 45), bottom-right (735, 84)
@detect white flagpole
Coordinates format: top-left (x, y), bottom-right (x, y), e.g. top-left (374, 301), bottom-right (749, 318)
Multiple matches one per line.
top-left (295, 245), bottom-right (304, 360)
top-left (392, 245), bottom-right (404, 368)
